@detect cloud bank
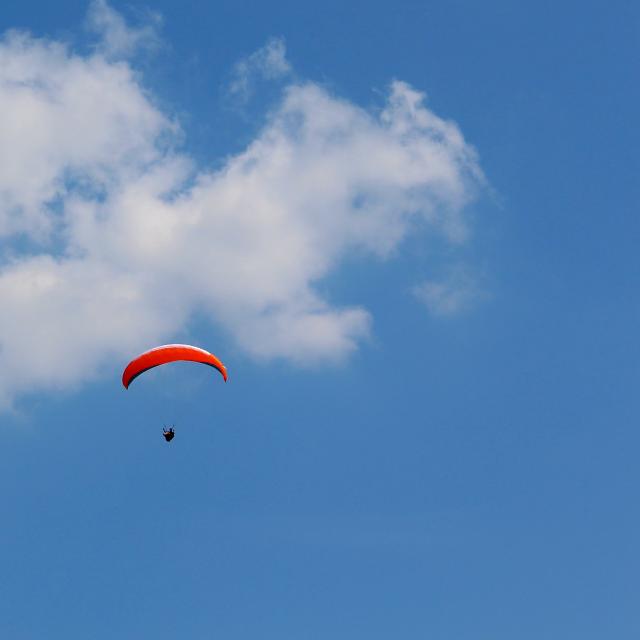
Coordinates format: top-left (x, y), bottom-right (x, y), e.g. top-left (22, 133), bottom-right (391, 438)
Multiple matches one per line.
top-left (0, 2), bottom-right (484, 406)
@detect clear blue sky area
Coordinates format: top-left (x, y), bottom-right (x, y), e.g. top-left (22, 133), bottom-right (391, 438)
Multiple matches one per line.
top-left (0, 1), bottom-right (638, 638)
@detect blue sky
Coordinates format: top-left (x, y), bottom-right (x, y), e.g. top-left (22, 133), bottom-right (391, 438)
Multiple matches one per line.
top-left (0, 1), bottom-right (638, 638)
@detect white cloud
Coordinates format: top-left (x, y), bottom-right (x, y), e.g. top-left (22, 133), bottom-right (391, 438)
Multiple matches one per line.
top-left (0, 28), bottom-right (174, 240)
top-left (85, 0), bottom-right (162, 59)
top-left (0, 256), bottom-right (183, 406)
top-left (227, 37), bottom-right (292, 103)
top-left (0, 7), bottom-right (485, 407)
top-left (413, 266), bottom-right (486, 317)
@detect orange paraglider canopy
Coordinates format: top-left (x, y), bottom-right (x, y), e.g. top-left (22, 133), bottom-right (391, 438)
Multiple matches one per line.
top-left (122, 344), bottom-right (228, 389)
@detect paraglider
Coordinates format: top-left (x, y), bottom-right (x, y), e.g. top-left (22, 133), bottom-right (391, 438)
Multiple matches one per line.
top-left (163, 426), bottom-right (175, 442)
top-left (122, 344), bottom-right (228, 441)
top-left (122, 344), bottom-right (228, 388)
